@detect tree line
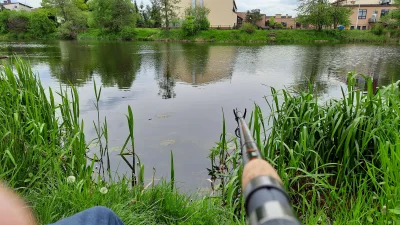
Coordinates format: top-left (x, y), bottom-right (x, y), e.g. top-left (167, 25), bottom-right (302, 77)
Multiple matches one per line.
top-left (0, 0), bottom-right (191, 39)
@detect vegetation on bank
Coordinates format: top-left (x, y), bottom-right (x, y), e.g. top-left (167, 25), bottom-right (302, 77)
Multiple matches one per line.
top-left (0, 58), bottom-right (238, 224)
top-left (1, 55), bottom-right (400, 224)
top-left (210, 74), bottom-right (400, 224)
top-left (77, 28), bottom-right (400, 43)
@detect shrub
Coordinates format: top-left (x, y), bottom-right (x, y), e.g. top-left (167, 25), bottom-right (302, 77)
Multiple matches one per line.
top-left (274, 23), bottom-right (284, 29)
top-left (371, 23), bottom-right (384, 35)
top-left (7, 11), bottom-right (29, 33)
top-left (197, 17), bottom-right (210, 31)
top-left (184, 6), bottom-right (210, 32)
top-left (28, 10), bottom-right (57, 38)
top-left (59, 21), bottom-right (79, 39)
top-left (240, 22), bottom-right (256, 34)
top-left (58, 10), bottom-right (88, 39)
top-left (120, 26), bottom-right (137, 40)
top-left (0, 11), bottom-right (10, 33)
top-left (182, 16), bottom-right (197, 36)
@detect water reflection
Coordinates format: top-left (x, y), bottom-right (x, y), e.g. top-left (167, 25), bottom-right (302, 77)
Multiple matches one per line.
top-left (291, 45), bottom-right (329, 95)
top-left (154, 43), bottom-right (177, 99)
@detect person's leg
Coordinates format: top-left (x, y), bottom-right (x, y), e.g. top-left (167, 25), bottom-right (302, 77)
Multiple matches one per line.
top-left (49, 206), bottom-right (124, 225)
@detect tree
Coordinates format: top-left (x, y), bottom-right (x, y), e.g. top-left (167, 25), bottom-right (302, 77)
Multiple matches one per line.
top-left (89, 0), bottom-right (136, 32)
top-left (269, 16), bottom-right (275, 27)
top-left (245, 9), bottom-right (262, 25)
top-left (41, 0), bottom-right (71, 20)
top-left (297, 0), bottom-right (331, 30)
top-left (158, 0), bottom-right (181, 30)
top-left (149, 0), bottom-right (162, 27)
top-left (329, 5), bottom-right (351, 28)
top-left (42, 0), bottom-right (87, 38)
top-left (185, 6), bottom-right (210, 31)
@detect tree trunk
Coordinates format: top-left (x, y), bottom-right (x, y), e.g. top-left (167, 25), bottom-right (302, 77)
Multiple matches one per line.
top-left (164, 2), bottom-right (169, 32)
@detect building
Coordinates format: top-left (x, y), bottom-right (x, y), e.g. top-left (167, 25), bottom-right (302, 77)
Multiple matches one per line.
top-left (339, 0), bottom-right (397, 29)
top-left (177, 0), bottom-right (238, 28)
top-left (271, 14), bottom-right (297, 29)
top-left (236, 12), bottom-right (267, 27)
top-left (0, 0), bottom-right (32, 11)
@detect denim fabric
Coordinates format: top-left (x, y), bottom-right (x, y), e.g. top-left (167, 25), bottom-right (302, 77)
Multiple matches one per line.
top-left (49, 206), bottom-right (124, 225)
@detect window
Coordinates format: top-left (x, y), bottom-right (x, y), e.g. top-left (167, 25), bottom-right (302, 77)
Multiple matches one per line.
top-left (362, 26), bottom-right (367, 30)
top-left (14, 5), bottom-right (17, 8)
top-left (357, 26), bottom-right (361, 30)
top-left (381, 9), bottom-right (390, 17)
top-left (358, 9), bottom-right (367, 19)
top-left (350, 26), bottom-right (355, 30)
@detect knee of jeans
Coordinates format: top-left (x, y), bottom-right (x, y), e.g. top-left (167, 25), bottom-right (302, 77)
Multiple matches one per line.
top-left (89, 206), bottom-right (116, 216)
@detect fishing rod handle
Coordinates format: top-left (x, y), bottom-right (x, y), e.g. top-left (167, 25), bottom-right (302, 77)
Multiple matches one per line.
top-left (243, 159), bottom-right (301, 225)
top-left (242, 159), bottom-right (282, 190)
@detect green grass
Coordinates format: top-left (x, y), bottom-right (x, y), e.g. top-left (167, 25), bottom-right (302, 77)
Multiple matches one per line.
top-left (0, 27), bottom-right (397, 43)
top-left (0, 58), bottom-right (238, 225)
top-left (210, 73), bottom-right (400, 224)
top-left (76, 28), bottom-right (400, 43)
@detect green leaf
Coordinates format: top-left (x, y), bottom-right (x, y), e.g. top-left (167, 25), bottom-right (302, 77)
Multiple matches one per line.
top-left (367, 216), bottom-right (373, 223)
top-left (389, 207), bottom-right (400, 215)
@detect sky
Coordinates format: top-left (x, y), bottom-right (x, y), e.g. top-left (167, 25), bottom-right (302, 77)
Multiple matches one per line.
top-left (26, 0), bottom-right (298, 16)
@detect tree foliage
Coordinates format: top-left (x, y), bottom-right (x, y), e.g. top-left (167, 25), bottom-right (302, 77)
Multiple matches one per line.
top-left (297, 0), bottom-right (352, 30)
top-left (185, 6), bottom-right (210, 30)
top-left (29, 10), bottom-right (57, 38)
top-left (181, 6), bottom-right (210, 36)
top-left (41, 0), bottom-right (88, 38)
top-left (158, 0), bottom-right (181, 30)
top-left (0, 9), bottom-right (56, 38)
top-left (297, 0), bottom-right (331, 30)
top-left (148, 0), bottom-right (162, 27)
top-left (270, 16), bottom-right (275, 26)
top-left (245, 9), bottom-right (263, 25)
top-left (329, 5), bottom-right (352, 28)
top-left (182, 15), bottom-right (196, 36)
top-left (88, 0), bottom-right (136, 32)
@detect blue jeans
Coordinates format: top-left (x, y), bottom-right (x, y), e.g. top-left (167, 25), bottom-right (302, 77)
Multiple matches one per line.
top-left (50, 206), bottom-right (124, 225)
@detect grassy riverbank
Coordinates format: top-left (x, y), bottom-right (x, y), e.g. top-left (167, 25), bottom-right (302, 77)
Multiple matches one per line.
top-left (0, 28), bottom-right (398, 43)
top-left (76, 28), bottom-right (400, 43)
top-left (2, 58), bottom-right (400, 224)
top-left (0, 58), bottom-right (238, 225)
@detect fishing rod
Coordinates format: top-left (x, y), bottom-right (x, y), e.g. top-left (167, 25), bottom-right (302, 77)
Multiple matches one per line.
top-left (234, 109), bottom-right (301, 225)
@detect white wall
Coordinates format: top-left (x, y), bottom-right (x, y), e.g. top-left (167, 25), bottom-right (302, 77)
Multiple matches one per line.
top-left (3, 3), bottom-right (32, 11)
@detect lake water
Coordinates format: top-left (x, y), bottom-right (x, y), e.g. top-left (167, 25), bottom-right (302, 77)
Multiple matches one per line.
top-left (1, 41), bottom-right (400, 192)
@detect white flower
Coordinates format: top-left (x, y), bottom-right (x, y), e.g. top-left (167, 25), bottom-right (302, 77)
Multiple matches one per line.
top-left (67, 176), bottom-right (76, 183)
top-left (100, 187), bottom-right (108, 194)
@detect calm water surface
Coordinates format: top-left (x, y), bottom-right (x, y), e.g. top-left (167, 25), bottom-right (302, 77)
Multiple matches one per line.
top-left (1, 41), bottom-right (400, 191)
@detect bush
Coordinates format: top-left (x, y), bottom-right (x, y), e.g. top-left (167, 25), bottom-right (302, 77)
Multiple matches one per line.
top-left (240, 22), bottom-right (256, 34)
top-left (371, 23), bottom-right (384, 35)
top-left (28, 10), bottom-right (57, 38)
top-left (274, 23), bottom-right (284, 29)
top-left (182, 16), bottom-right (197, 36)
top-left (120, 26), bottom-right (137, 40)
top-left (59, 21), bottom-right (79, 39)
top-left (184, 6), bottom-right (210, 33)
top-left (7, 11), bottom-right (29, 33)
top-left (197, 17), bottom-right (210, 31)
top-left (0, 11), bottom-right (10, 33)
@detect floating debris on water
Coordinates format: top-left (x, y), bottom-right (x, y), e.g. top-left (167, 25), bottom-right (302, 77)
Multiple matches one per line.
top-left (156, 114), bottom-right (170, 119)
top-left (160, 139), bottom-right (176, 146)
